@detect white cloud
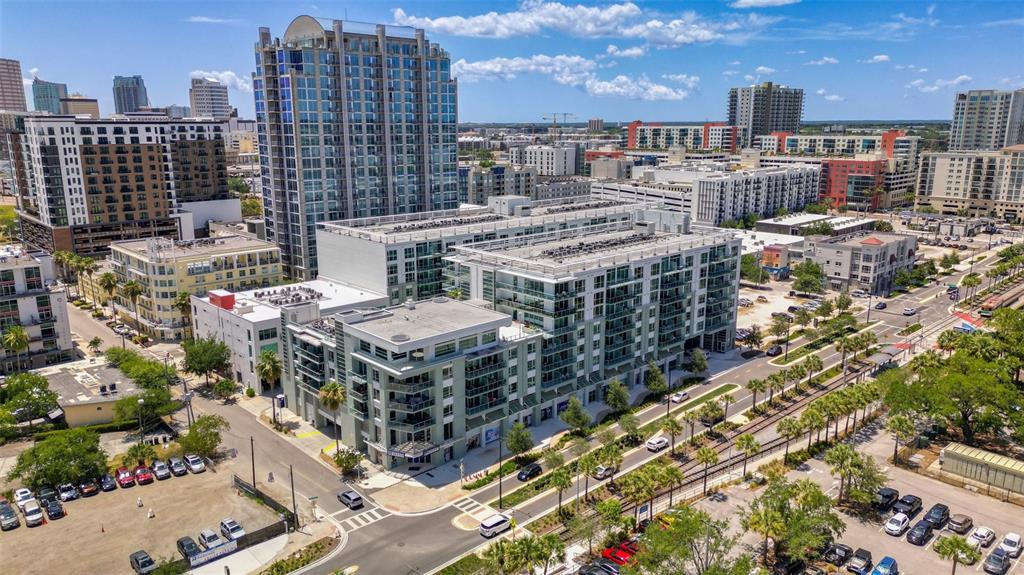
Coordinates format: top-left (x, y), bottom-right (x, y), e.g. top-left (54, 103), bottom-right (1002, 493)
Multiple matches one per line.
top-left (805, 56), bottom-right (838, 66)
top-left (730, 0), bottom-right (800, 7)
top-left (927, 3), bottom-right (936, 15)
top-left (661, 74), bottom-right (701, 89)
top-left (816, 88), bottom-right (845, 102)
top-left (860, 54), bottom-right (890, 64)
top-left (754, 66), bottom-right (775, 75)
top-left (744, 74), bottom-right (756, 82)
top-left (190, 70), bottom-right (252, 93)
top-left (728, 60), bottom-right (741, 66)
top-left (936, 75), bottom-right (972, 87)
top-left (722, 70), bottom-right (739, 76)
top-left (605, 44), bottom-right (647, 58)
top-left (29, 67), bottom-right (40, 77)
top-left (1000, 76), bottom-right (1024, 88)
top-left (906, 75), bottom-right (971, 93)
top-left (815, 88), bottom-right (827, 96)
top-left (452, 53), bottom-right (686, 100)
top-left (786, 50), bottom-right (806, 55)
top-left (186, 16), bottom-right (241, 24)
top-left (983, 18), bottom-right (1024, 27)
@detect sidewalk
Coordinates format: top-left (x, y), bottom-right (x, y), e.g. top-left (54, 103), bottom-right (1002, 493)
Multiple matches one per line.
top-left (189, 533), bottom-right (289, 575)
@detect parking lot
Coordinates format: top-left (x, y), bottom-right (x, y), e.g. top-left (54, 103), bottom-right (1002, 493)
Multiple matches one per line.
top-left (0, 457), bottom-right (280, 574)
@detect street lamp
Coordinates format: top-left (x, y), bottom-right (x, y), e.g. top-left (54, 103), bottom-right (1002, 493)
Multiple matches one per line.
top-left (866, 293), bottom-right (874, 324)
top-left (137, 398), bottom-right (145, 445)
top-left (497, 424), bottom-right (505, 510)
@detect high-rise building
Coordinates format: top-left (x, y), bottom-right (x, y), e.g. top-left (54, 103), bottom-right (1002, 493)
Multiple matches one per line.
top-left (14, 115), bottom-right (229, 256)
top-left (728, 82), bottom-right (804, 145)
top-left (588, 118), bottom-right (604, 133)
top-left (508, 145), bottom-right (577, 176)
top-left (189, 77), bottom-right (231, 119)
top-left (32, 78), bottom-right (68, 114)
top-left (0, 58), bottom-right (27, 111)
top-left (254, 15), bottom-right (459, 280)
top-left (950, 89), bottom-right (1024, 151)
top-left (112, 75), bottom-right (149, 114)
top-left (165, 104), bottom-right (190, 119)
top-left (916, 146), bottom-right (1024, 220)
top-left (59, 95), bottom-right (100, 118)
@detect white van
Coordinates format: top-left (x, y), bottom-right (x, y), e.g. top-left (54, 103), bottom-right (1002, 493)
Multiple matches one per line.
top-left (479, 513), bottom-right (511, 538)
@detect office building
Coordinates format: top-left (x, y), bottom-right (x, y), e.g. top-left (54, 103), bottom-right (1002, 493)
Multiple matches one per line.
top-left (950, 89), bottom-right (1024, 151)
top-left (255, 15), bottom-right (458, 280)
top-left (59, 96), bottom-right (100, 118)
top-left (728, 82), bottom-right (804, 144)
top-left (458, 164), bottom-right (536, 205)
top-left (189, 77), bottom-right (231, 119)
top-left (508, 145), bottom-right (577, 176)
top-left (109, 235), bottom-right (283, 341)
top-left (0, 245), bottom-right (73, 373)
top-left (165, 104), bottom-right (190, 119)
top-left (31, 78), bottom-right (67, 114)
top-left (626, 121), bottom-right (746, 153)
top-left (315, 196), bottom-right (647, 304)
top-left (112, 75), bottom-right (149, 114)
top-left (15, 115), bottom-right (229, 256)
top-left (192, 280), bottom-right (386, 391)
top-left (0, 58), bottom-right (27, 111)
top-left (916, 146), bottom-right (1024, 221)
top-left (804, 231), bottom-right (917, 295)
top-left (820, 158), bottom-right (887, 212)
top-left (588, 118), bottom-right (604, 133)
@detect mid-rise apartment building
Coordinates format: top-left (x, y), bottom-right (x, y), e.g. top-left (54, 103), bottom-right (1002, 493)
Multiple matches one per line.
top-left (13, 115), bottom-right (229, 256)
top-left (109, 235), bottom-right (283, 340)
top-left (112, 75), bottom-right (149, 114)
top-left (588, 118), bottom-right (604, 133)
top-left (755, 130), bottom-right (920, 171)
top-left (254, 15), bottom-right (459, 280)
top-left (60, 96), bottom-right (100, 118)
top-left (189, 77), bottom-right (232, 119)
top-left (950, 89), bottom-right (1024, 151)
top-left (916, 145), bottom-right (1024, 221)
top-left (458, 164), bottom-right (536, 205)
top-left (804, 231), bottom-right (917, 295)
top-left (0, 59), bottom-right (27, 112)
top-left (728, 82), bottom-right (804, 144)
top-left (625, 121), bottom-right (746, 153)
top-left (0, 245), bottom-right (73, 373)
top-left (32, 78), bottom-right (68, 115)
top-left (533, 177), bottom-right (593, 201)
top-left (508, 145), bottom-right (577, 176)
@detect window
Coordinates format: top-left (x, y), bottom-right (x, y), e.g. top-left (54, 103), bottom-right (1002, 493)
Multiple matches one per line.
top-left (435, 340), bottom-right (456, 357)
top-left (458, 335), bottom-right (477, 350)
top-left (258, 327), bottom-right (278, 341)
top-left (481, 331), bottom-right (496, 344)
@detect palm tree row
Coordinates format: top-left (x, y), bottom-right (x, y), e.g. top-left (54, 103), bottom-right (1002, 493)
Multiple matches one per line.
top-left (775, 380), bottom-right (882, 457)
top-left (619, 461), bottom-right (687, 521)
top-left (746, 353), bottom-right (825, 413)
top-left (52, 251), bottom-right (100, 303)
top-left (482, 533), bottom-right (567, 575)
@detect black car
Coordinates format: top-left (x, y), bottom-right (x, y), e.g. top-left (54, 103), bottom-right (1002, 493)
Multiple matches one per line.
top-left (177, 536), bottom-right (201, 560)
top-left (36, 486), bottom-right (57, 505)
top-left (595, 558), bottom-right (621, 574)
top-left (874, 487), bottom-right (899, 512)
top-left (892, 494), bottom-right (922, 517)
top-left (846, 548), bottom-right (873, 575)
top-left (766, 345), bottom-right (783, 356)
top-left (907, 520), bottom-right (933, 545)
top-left (99, 474), bottom-right (117, 492)
top-left (874, 302), bottom-right (887, 310)
top-left (577, 567), bottom-right (607, 575)
top-left (824, 543), bottom-right (854, 566)
top-left (636, 518), bottom-right (652, 532)
top-left (44, 499), bottom-right (64, 520)
top-left (923, 503), bottom-right (949, 528)
top-left (517, 462), bottom-right (542, 481)
top-left (773, 556), bottom-right (806, 575)
top-left (788, 305), bottom-right (803, 314)
top-left (984, 549), bottom-right (1012, 575)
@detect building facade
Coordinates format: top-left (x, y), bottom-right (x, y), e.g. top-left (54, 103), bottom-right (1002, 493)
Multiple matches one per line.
top-left (728, 82), bottom-right (804, 144)
top-left (588, 118), bottom-right (604, 133)
top-left (254, 15), bottom-right (459, 280)
top-left (950, 89), bottom-right (1024, 151)
top-left (112, 75), bottom-right (149, 114)
top-left (916, 145), bottom-right (1024, 221)
top-left (458, 164), bottom-right (536, 205)
top-left (32, 78), bottom-right (68, 115)
top-left (508, 145), bottom-right (577, 176)
top-left (189, 77), bottom-right (232, 119)
top-left (0, 58), bottom-right (27, 111)
top-left (14, 115), bottom-right (229, 256)
top-left (0, 245), bottom-right (73, 373)
top-left (804, 232), bottom-right (917, 295)
top-left (820, 158), bottom-right (887, 212)
top-left (60, 96), bottom-right (100, 118)
top-left (625, 121), bottom-right (746, 153)
top-left (108, 235), bottom-right (283, 341)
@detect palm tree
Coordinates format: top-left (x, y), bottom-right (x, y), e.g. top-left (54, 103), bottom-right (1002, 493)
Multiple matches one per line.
top-left (937, 330), bottom-right (961, 357)
top-left (777, 417), bottom-right (803, 460)
top-left (482, 538), bottom-right (516, 575)
top-left (87, 336), bottom-right (103, 355)
top-left (318, 380), bottom-right (347, 454)
top-left (736, 433), bottom-right (760, 477)
top-left (767, 372), bottom-right (784, 405)
top-left (536, 534), bottom-right (566, 575)
top-left (908, 350), bottom-right (943, 375)
top-left (52, 250), bottom-right (72, 298)
top-left (747, 378), bottom-right (767, 412)
top-left (886, 414), bottom-right (916, 465)
top-left (803, 355), bottom-right (823, 387)
top-left (78, 257), bottom-right (99, 306)
top-left (256, 349), bottom-right (283, 392)
top-left (935, 534), bottom-right (980, 575)
top-left (824, 443), bottom-right (859, 503)
top-left (800, 408), bottom-right (825, 450)
top-left (122, 280), bottom-right (144, 334)
top-left (2, 325), bottom-right (29, 371)
top-left (620, 472), bottom-right (648, 522)
top-left (98, 272), bottom-right (118, 319)
top-left (695, 446), bottom-right (718, 495)
top-left (600, 443), bottom-right (624, 488)
top-left (835, 336), bottom-right (852, 380)
top-left (787, 363), bottom-right (807, 395)
top-left (173, 291), bottom-right (193, 339)
top-left (744, 505), bottom-right (785, 566)
top-left (682, 410), bottom-right (700, 445)
top-left (550, 468), bottom-right (573, 516)
top-left (661, 464), bottom-right (685, 507)
top-left (719, 394), bottom-right (737, 419)
top-left (71, 256), bottom-right (90, 301)
top-left (578, 452), bottom-right (598, 501)
top-left (513, 535), bottom-right (541, 575)
top-left (660, 417), bottom-right (683, 455)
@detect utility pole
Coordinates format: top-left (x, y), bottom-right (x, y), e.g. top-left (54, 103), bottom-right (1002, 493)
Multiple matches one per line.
top-left (290, 464), bottom-right (298, 529)
top-left (250, 436), bottom-right (257, 489)
top-left (497, 424), bottom-right (504, 509)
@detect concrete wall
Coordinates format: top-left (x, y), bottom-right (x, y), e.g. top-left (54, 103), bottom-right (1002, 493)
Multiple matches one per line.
top-left (314, 231), bottom-right (389, 295)
top-left (64, 400), bottom-right (117, 427)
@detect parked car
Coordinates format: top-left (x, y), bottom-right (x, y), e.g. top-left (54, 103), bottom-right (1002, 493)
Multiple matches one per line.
top-left (884, 513), bottom-right (911, 536)
top-left (757, 295), bottom-right (769, 303)
top-left (907, 520), bottom-right (934, 545)
top-left (184, 454), bottom-right (206, 473)
top-left (874, 302), bottom-right (887, 310)
top-left (129, 550), bottom-right (157, 574)
top-left (57, 483), bottom-right (79, 502)
top-left (1, 501), bottom-right (21, 530)
top-left (645, 436), bottom-right (669, 452)
top-left (823, 543), bottom-right (854, 566)
top-left (577, 566), bottom-right (607, 575)
top-left (36, 486), bottom-right (57, 505)
top-left (601, 545), bottom-right (635, 566)
top-left (803, 567), bottom-right (826, 575)
top-left (870, 557), bottom-right (898, 575)
top-left (902, 307), bottom-right (917, 316)
top-left (593, 465), bottom-right (615, 480)
top-left (765, 345), bottom-right (783, 356)
top-left (168, 458), bottom-right (188, 477)
top-left (13, 488), bottom-right (35, 511)
top-left (788, 305), bottom-right (803, 314)
top-left (198, 528), bottom-right (223, 550)
top-left (517, 462), bottom-right (542, 481)
top-left (771, 312), bottom-right (794, 321)
top-left (998, 533), bottom-right (1022, 558)
top-left (79, 480), bottom-right (99, 497)
top-left (949, 514), bottom-right (974, 534)
top-left (594, 558), bottom-right (621, 574)
top-left (846, 548), bottom-right (873, 575)
top-left (874, 487), bottom-right (899, 512)
top-left (113, 324), bottom-right (132, 336)
top-left (984, 549), bottom-right (1012, 575)
top-left (220, 518), bottom-right (245, 541)
top-left (177, 536), bottom-right (201, 560)
top-left (22, 500), bottom-right (44, 527)
top-left (479, 513), bottom-right (511, 538)
top-left (970, 527), bottom-right (998, 549)
top-left (772, 555), bottom-right (806, 575)
top-left (337, 490), bottom-right (363, 510)
top-left (99, 474), bottom-right (117, 491)
top-left (670, 391), bottom-right (689, 403)
top-left (44, 499), bottom-right (64, 520)
top-left (851, 290), bottom-right (868, 298)
top-left (115, 466), bottom-right (136, 488)
top-left (923, 503), bottom-right (950, 528)
top-left (151, 460), bottom-right (171, 481)
top-left (892, 494), bottom-right (922, 517)
top-left (134, 466), bottom-right (155, 485)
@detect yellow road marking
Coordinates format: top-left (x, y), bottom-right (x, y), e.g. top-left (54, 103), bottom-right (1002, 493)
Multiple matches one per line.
top-left (296, 430), bottom-right (325, 439)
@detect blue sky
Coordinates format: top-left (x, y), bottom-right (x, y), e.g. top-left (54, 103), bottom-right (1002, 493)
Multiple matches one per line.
top-left (3, 1), bottom-right (1023, 123)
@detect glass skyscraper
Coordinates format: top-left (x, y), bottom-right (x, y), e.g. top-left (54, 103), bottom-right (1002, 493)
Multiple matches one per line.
top-left (254, 15), bottom-right (458, 280)
top-left (32, 78), bottom-right (68, 114)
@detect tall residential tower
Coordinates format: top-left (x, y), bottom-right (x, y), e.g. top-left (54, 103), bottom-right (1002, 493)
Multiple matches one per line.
top-left (949, 89), bottom-right (1024, 151)
top-left (0, 58), bottom-right (27, 111)
top-left (112, 75), bottom-right (149, 114)
top-left (254, 15), bottom-right (458, 279)
top-left (189, 77), bottom-right (231, 119)
top-left (32, 78), bottom-right (68, 114)
top-left (728, 82), bottom-right (804, 146)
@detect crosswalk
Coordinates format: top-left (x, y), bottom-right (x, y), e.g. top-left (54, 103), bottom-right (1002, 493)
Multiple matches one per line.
top-left (452, 497), bottom-right (493, 519)
top-left (337, 507), bottom-right (391, 532)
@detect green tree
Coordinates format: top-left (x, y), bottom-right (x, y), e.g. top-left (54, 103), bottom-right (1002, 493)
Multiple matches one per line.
top-left (177, 414), bottom-right (230, 458)
top-left (695, 446), bottom-right (719, 495)
top-left (935, 534), bottom-right (981, 575)
top-left (560, 396), bottom-right (592, 433)
top-left (599, 443), bottom-right (624, 487)
top-left (98, 271), bottom-right (118, 319)
top-left (7, 428), bottom-right (108, 489)
top-left (318, 380), bottom-right (347, 455)
top-left (874, 220), bottom-right (894, 232)
top-left (122, 280), bottom-right (144, 334)
top-left (769, 315), bottom-right (790, 346)
top-left (823, 444), bottom-right (859, 503)
top-left (777, 417), bottom-right (803, 459)
top-left (182, 336), bottom-right (231, 387)
top-left (742, 324), bottom-right (764, 351)
top-left (618, 412), bottom-right (640, 441)
top-left (0, 408), bottom-right (16, 441)
top-left (227, 176), bottom-right (251, 195)
top-left (550, 468), bottom-right (573, 516)
top-left (482, 538), bottom-right (516, 575)
top-left (173, 291), bottom-right (193, 338)
top-left (543, 449), bottom-right (565, 471)
top-left (660, 417), bottom-right (683, 455)
top-left (577, 452), bottom-right (598, 500)
top-left (255, 349), bottom-right (283, 392)
top-left (87, 336), bottom-right (104, 355)
top-left (604, 379), bottom-right (630, 413)
top-left (630, 506), bottom-right (754, 575)
top-left (793, 308), bottom-right (814, 333)
top-left (885, 414), bottom-right (917, 465)
top-left (1, 373), bottom-right (57, 425)
top-left (2, 325), bottom-right (30, 371)
top-left (332, 448), bottom-right (362, 475)
top-left (792, 260), bottom-right (825, 294)
top-left (835, 291), bottom-right (853, 314)
top-left (800, 407), bottom-right (826, 450)
top-left (536, 533), bottom-right (566, 575)
top-left (645, 361), bottom-right (669, 416)
top-left (747, 378), bottom-right (767, 411)
top-left (689, 348), bottom-right (709, 376)
top-left (815, 298), bottom-right (834, 318)
top-left (241, 196), bottom-right (263, 218)
top-left (740, 253), bottom-right (768, 284)
top-left (113, 386), bottom-right (172, 428)
top-left (744, 503), bottom-right (786, 566)
top-left (741, 477), bottom-right (845, 566)
top-left (213, 378), bottom-right (236, 401)
top-left (803, 221), bottom-right (835, 236)
top-left (894, 268), bottom-right (914, 289)
top-left (125, 442), bottom-right (157, 466)
top-left (505, 421), bottom-right (534, 463)
top-left (736, 433), bottom-right (760, 477)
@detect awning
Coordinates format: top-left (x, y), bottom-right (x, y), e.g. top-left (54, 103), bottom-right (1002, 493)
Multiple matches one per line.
top-left (866, 352), bottom-right (896, 365)
top-left (387, 441), bottom-right (439, 459)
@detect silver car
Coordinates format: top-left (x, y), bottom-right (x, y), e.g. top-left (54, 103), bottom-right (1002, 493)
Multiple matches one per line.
top-left (151, 460), bottom-right (171, 480)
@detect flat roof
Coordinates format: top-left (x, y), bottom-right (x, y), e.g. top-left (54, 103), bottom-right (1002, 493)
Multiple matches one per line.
top-left (828, 216), bottom-right (876, 230)
top-left (826, 232), bottom-right (913, 247)
top-left (339, 297), bottom-right (510, 346)
top-left (757, 213), bottom-right (834, 227)
top-left (39, 359), bottom-right (140, 407)
top-left (112, 234), bottom-right (278, 259)
top-left (727, 230), bottom-right (806, 255)
top-left (196, 279), bottom-right (387, 323)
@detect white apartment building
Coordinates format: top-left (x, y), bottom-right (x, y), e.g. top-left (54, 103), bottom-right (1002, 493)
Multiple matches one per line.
top-left (0, 245), bottom-right (73, 373)
top-left (755, 132), bottom-right (921, 171)
top-left (189, 77), bottom-right (232, 119)
top-left (916, 145), bottom-right (1024, 221)
top-left (508, 145), bottom-right (577, 176)
top-left (804, 232), bottom-right (918, 295)
top-left (950, 89), bottom-right (1024, 151)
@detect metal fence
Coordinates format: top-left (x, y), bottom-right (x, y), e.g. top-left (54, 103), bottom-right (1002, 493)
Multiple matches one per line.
top-left (233, 474), bottom-right (298, 529)
top-left (239, 520), bottom-right (290, 548)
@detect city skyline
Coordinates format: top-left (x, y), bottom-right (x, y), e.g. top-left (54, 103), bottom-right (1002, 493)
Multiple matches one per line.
top-left (3, 1), bottom-right (1023, 122)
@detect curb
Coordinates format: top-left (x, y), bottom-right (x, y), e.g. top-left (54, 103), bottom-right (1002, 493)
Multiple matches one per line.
top-left (288, 515), bottom-right (349, 575)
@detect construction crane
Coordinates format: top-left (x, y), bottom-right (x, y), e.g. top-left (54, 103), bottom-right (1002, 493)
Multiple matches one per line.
top-left (542, 112), bottom-right (575, 139)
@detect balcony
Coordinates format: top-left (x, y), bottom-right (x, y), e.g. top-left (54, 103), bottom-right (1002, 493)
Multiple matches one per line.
top-left (388, 394), bottom-right (434, 413)
top-left (388, 415), bottom-right (435, 431)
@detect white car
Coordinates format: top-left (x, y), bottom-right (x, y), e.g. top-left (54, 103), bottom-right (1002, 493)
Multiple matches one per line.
top-left (184, 454), bottom-right (206, 473)
top-left (969, 526), bottom-right (997, 549)
top-left (999, 533), bottom-right (1022, 558)
top-left (219, 518), bottom-right (245, 541)
top-left (22, 500), bottom-right (43, 527)
top-left (884, 512), bottom-right (911, 536)
top-left (646, 436), bottom-right (669, 452)
top-left (13, 488), bottom-right (35, 511)
top-left (670, 391), bottom-right (689, 403)
top-left (592, 465), bottom-right (615, 480)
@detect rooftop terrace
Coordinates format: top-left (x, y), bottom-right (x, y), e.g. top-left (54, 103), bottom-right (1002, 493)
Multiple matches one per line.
top-left (112, 235), bottom-right (277, 260)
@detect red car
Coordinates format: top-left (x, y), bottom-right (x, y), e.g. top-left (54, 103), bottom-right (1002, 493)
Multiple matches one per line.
top-left (115, 466), bottom-right (135, 488)
top-left (601, 545), bottom-right (635, 566)
top-left (620, 538), bottom-right (640, 554)
top-left (133, 465), bottom-right (155, 485)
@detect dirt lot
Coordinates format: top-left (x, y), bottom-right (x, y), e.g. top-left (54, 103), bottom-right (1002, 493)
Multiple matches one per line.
top-left (737, 281), bottom-right (798, 330)
top-left (0, 457), bottom-right (279, 574)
